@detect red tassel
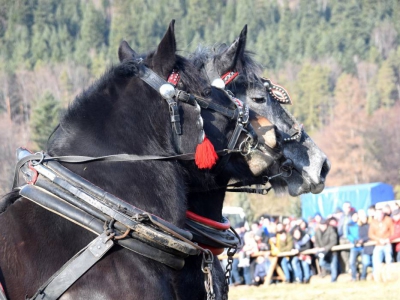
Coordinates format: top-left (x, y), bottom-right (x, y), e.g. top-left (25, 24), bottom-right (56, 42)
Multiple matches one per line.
top-left (195, 136), bottom-right (219, 169)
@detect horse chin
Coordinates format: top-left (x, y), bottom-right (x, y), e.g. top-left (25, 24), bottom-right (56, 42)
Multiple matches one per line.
top-left (245, 149), bottom-right (279, 177)
top-left (278, 172), bottom-right (326, 196)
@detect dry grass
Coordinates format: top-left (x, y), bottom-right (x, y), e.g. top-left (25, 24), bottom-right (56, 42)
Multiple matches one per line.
top-left (228, 276), bottom-right (399, 300)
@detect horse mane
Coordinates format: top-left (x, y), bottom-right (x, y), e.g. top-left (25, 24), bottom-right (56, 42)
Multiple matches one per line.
top-left (61, 53), bottom-right (207, 132)
top-left (190, 44), bottom-right (264, 82)
top-left (0, 191), bottom-right (20, 215)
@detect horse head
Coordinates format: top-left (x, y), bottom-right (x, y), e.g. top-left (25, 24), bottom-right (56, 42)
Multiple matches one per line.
top-left (116, 23), bottom-right (282, 188)
top-left (191, 25), bottom-right (330, 196)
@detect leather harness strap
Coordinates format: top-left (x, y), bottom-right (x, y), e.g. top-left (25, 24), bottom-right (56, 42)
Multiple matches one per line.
top-left (12, 150), bottom-right (232, 189)
top-left (0, 283), bottom-right (6, 300)
top-left (28, 232), bottom-right (114, 300)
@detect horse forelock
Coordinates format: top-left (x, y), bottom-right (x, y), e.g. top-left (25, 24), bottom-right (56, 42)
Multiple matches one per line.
top-left (191, 44), bottom-right (263, 82)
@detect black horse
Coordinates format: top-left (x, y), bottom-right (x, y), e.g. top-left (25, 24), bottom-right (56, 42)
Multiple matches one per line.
top-left (0, 22), bottom-right (280, 300)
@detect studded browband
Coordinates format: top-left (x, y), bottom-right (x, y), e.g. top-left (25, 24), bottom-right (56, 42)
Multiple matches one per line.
top-left (221, 71), bottom-right (239, 86)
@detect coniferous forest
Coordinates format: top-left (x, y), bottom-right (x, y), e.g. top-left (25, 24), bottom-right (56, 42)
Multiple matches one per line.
top-left (0, 0), bottom-right (399, 208)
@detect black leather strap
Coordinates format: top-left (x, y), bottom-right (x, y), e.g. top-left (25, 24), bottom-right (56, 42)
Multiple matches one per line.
top-left (13, 149), bottom-right (231, 189)
top-left (28, 232), bottom-right (115, 300)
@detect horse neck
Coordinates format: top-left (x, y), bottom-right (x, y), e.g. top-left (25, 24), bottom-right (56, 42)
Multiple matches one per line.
top-left (48, 72), bottom-right (187, 227)
top-left (187, 175), bottom-right (229, 222)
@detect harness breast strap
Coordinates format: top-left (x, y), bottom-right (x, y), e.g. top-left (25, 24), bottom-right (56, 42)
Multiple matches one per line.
top-left (28, 232), bottom-right (114, 300)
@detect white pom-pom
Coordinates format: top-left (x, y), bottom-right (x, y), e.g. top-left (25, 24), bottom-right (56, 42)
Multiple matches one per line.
top-left (211, 78), bottom-right (225, 90)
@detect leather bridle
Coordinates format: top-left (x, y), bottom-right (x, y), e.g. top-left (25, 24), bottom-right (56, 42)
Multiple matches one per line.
top-left (137, 59), bottom-right (261, 157)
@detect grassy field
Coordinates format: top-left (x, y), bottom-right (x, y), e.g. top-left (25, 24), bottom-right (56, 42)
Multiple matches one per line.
top-left (228, 276), bottom-right (399, 300)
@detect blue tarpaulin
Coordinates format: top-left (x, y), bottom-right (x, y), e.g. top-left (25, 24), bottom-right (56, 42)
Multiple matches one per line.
top-left (301, 182), bottom-right (394, 220)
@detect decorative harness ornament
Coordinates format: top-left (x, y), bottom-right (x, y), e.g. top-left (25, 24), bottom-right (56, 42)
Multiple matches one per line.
top-left (221, 71), bottom-right (239, 86)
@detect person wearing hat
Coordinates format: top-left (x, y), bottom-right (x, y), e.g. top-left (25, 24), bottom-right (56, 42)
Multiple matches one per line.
top-left (314, 218), bottom-right (339, 282)
top-left (390, 209), bottom-right (400, 262)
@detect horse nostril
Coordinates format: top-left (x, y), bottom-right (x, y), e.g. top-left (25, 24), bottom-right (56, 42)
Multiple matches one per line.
top-left (320, 158), bottom-right (331, 180)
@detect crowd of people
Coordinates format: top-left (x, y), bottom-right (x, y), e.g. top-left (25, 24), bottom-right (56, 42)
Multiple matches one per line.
top-left (227, 201), bottom-right (400, 287)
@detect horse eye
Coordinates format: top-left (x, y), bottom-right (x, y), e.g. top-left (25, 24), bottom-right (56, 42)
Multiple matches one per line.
top-left (252, 97), bottom-right (266, 103)
top-left (203, 88), bottom-right (211, 97)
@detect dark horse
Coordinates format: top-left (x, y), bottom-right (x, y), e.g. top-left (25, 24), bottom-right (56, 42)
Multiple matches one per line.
top-left (113, 24), bottom-right (331, 299)
top-left (0, 22), bottom-right (281, 299)
top-left (190, 25), bottom-right (330, 197)
top-left (177, 26), bottom-right (331, 297)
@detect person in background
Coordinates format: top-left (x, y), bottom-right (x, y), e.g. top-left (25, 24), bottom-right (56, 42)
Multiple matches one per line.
top-left (253, 255), bottom-right (268, 286)
top-left (315, 219), bottom-right (339, 282)
top-left (338, 201), bottom-right (353, 273)
top-left (230, 222), bottom-right (246, 286)
top-left (282, 218), bottom-right (291, 232)
top-left (357, 210), bottom-right (374, 280)
top-left (276, 222), bottom-right (284, 234)
top-left (309, 213), bottom-right (322, 243)
top-left (389, 209), bottom-right (400, 262)
top-left (328, 216), bottom-right (338, 228)
top-left (291, 226), bottom-right (312, 283)
top-left (270, 228), bottom-right (293, 283)
top-left (347, 212), bottom-right (362, 281)
top-left (367, 205), bottom-right (376, 223)
top-left (268, 221), bottom-right (277, 238)
top-left (383, 204), bottom-right (392, 218)
top-left (260, 218), bottom-right (270, 239)
top-left (369, 208), bottom-right (394, 279)
top-left (289, 218), bottom-right (298, 232)
top-left (251, 221), bottom-right (260, 235)
top-left (333, 207), bottom-right (344, 223)
top-left (299, 219), bottom-right (309, 235)
top-left (239, 231), bottom-right (258, 285)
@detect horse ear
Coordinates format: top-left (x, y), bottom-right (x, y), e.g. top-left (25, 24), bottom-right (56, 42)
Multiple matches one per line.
top-left (118, 40), bottom-right (137, 62)
top-left (152, 20), bottom-right (176, 77)
top-left (219, 24), bottom-right (247, 73)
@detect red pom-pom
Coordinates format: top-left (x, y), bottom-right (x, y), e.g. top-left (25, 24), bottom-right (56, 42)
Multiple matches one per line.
top-left (195, 136), bottom-right (219, 169)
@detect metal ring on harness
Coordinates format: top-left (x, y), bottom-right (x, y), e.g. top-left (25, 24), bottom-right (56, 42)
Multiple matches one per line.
top-left (238, 136), bottom-right (258, 156)
top-left (31, 151), bottom-right (45, 166)
top-left (279, 158), bottom-right (294, 177)
top-left (201, 249), bottom-right (214, 273)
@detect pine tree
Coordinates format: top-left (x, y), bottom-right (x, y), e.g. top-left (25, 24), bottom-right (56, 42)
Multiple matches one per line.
top-left (75, 1), bottom-right (107, 66)
top-left (30, 92), bottom-right (60, 150)
top-left (294, 64), bottom-right (331, 132)
top-left (377, 60), bottom-right (397, 108)
top-left (31, 0), bottom-right (57, 65)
